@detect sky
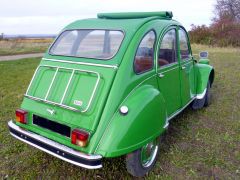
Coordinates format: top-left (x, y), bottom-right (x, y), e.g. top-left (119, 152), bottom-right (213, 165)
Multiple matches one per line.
top-left (0, 0), bottom-right (216, 35)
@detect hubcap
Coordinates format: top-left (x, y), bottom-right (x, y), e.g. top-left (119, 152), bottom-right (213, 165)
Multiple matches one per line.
top-left (140, 138), bottom-right (159, 168)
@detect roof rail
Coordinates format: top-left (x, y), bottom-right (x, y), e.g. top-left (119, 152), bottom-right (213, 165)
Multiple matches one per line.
top-left (97, 11), bottom-right (173, 19)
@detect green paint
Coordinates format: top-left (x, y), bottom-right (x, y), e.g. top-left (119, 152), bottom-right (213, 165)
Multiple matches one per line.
top-left (12, 12), bottom-right (214, 159)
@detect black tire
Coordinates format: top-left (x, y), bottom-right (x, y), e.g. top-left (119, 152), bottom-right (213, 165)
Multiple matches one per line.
top-left (125, 137), bottom-right (160, 177)
top-left (192, 80), bottom-right (211, 110)
top-left (204, 81), bottom-right (211, 107)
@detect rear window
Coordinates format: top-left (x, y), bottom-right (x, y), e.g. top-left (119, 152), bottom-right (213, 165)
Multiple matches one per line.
top-left (49, 29), bottom-right (124, 59)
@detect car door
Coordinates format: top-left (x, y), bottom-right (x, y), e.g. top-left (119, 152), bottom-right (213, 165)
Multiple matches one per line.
top-left (178, 27), bottom-right (196, 106)
top-left (156, 28), bottom-right (181, 116)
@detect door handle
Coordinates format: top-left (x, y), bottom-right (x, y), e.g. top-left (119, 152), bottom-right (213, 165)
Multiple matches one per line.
top-left (158, 73), bottom-right (164, 78)
top-left (181, 66), bottom-right (186, 70)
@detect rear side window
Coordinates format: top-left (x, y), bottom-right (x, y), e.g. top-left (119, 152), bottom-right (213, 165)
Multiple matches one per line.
top-left (179, 28), bottom-right (191, 60)
top-left (158, 29), bottom-right (177, 67)
top-left (134, 31), bottom-right (156, 74)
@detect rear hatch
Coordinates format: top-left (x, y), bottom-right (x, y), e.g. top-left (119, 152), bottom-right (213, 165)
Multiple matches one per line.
top-left (22, 59), bottom-right (117, 134)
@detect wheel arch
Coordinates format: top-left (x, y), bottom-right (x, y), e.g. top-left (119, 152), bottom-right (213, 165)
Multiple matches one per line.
top-left (209, 68), bottom-right (215, 87)
top-left (195, 63), bottom-right (214, 96)
top-left (95, 84), bottom-right (167, 157)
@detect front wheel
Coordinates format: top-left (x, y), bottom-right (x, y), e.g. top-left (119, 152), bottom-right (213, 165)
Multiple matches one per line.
top-left (125, 137), bottom-right (160, 177)
top-left (192, 81), bottom-right (211, 110)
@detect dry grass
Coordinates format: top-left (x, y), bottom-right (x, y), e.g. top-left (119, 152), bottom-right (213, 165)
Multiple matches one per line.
top-left (0, 39), bottom-right (53, 56)
top-left (0, 45), bottom-right (240, 179)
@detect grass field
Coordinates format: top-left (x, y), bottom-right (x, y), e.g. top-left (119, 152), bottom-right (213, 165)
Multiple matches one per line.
top-left (0, 45), bottom-right (239, 179)
top-left (0, 39), bottom-right (52, 56)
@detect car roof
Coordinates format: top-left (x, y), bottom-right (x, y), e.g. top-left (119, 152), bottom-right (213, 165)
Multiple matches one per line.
top-left (46, 12), bottom-right (181, 66)
top-left (64, 11), bottom-right (179, 32)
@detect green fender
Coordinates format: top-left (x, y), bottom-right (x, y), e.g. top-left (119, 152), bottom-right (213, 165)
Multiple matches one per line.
top-left (195, 63), bottom-right (214, 96)
top-left (95, 84), bottom-right (167, 157)
top-left (199, 58), bottom-right (210, 65)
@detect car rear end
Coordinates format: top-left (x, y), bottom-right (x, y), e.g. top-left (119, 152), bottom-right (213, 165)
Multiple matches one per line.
top-left (8, 28), bottom-right (125, 169)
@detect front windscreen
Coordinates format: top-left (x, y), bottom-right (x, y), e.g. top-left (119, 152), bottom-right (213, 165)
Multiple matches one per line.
top-left (49, 29), bottom-right (124, 59)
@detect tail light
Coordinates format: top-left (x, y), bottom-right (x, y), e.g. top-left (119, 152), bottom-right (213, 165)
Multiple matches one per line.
top-left (16, 109), bottom-right (28, 124)
top-left (71, 129), bottom-right (89, 147)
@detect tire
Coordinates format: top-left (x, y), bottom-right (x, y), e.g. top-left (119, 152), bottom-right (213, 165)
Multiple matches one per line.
top-left (192, 80), bottom-right (211, 110)
top-left (204, 81), bottom-right (211, 107)
top-left (125, 137), bottom-right (160, 177)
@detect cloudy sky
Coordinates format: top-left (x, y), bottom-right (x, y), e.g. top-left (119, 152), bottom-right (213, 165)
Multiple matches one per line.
top-left (0, 0), bottom-right (215, 35)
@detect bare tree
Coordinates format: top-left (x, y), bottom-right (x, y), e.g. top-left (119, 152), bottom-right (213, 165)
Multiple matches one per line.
top-left (214, 0), bottom-right (240, 22)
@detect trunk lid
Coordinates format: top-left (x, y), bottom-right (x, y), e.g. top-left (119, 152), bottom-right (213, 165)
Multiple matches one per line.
top-left (22, 59), bottom-right (117, 133)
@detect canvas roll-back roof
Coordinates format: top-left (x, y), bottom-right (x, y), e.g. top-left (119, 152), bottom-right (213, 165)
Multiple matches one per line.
top-left (97, 11), bottom-right (173, 19)
top-left (64, 11), bottom-right (174, 31)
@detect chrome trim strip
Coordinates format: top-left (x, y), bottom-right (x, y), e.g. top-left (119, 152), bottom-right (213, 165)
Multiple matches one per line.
top-left (181, 60), bottom-right (193, 65)
top-left (60, 69), bottom-right (75, 104)
top-left (25, 66), bottom-right (41, 95)
top-left (42, 58), bottom-right (118, 69)
top-left (8, 121), bottom-right (102, 169)
top-left (164, 98), bottom-right (195, 128)
top-left (196, 88), bottom-right (207, 99)
top-left (160, 66), bottom-right (179, 74)
top-left (163, 122), bottom-right (169, 129)
top-left (25, 65), bottom-right (101, 113)
top-left (45, 67), bottom-right (59, 100)
top-left (10, 132), bottom-right (102, 169)
top-left (25, 95), bottom-right (78, 111)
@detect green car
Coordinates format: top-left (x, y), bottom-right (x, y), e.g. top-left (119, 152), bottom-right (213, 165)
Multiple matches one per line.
top-left (8, 11), bottom-right (214, 177)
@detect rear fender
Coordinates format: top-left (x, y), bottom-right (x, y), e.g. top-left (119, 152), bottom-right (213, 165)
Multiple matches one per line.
top-left (95, 84), bottom-right (167, 157)
top-left (195, 63), bottom-right (214, 98)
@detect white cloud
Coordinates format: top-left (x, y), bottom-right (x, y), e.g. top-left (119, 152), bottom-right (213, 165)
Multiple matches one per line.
top-left (0, 0), bottom-right (215, 34)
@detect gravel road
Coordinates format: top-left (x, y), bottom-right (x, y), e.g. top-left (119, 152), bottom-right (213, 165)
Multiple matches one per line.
top-left (0, 53), bottom-right (44, 61)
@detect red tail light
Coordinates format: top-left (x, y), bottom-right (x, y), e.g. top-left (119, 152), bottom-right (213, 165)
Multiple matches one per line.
top-left (16, 109), bottom-right (28, 124)
top-left (71, 129), bottom-right (89, 147)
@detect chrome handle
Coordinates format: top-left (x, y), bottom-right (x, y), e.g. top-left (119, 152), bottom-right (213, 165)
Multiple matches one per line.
top-left (181, 66), bottom-right (186, 70)
top-left (158, 73), bottom-right (164, 78)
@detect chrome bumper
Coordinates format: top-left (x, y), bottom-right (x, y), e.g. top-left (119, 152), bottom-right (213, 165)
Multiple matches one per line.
top-left (8, 120), bottom-right (102, 169)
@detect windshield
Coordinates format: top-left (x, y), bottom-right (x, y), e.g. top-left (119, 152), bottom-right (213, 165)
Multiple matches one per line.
top-left (49, 29), bottom-right (124, 59)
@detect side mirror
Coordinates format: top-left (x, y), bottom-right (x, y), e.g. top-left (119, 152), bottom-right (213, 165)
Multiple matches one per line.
top-left (199, 51), bottom-right (208, 59)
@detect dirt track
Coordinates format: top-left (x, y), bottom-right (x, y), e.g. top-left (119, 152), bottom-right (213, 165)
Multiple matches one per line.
top-left (0, 53), bottom-right (44, 61)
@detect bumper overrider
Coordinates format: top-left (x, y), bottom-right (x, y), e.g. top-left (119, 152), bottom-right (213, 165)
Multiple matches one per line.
top-left (8, 120), bottom-right (102, 169)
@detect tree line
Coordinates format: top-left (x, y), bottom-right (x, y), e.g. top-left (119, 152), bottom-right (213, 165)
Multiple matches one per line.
top-left (189, 0), bottom-right (240, 47)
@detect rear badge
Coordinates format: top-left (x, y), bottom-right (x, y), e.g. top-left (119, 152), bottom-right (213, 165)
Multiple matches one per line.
top-left (74, 100), bottom-right (83, 106)
top-left (46, 108), bottom-right (55, 115)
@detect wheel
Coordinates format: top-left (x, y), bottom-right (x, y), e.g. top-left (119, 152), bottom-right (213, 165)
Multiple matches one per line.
top-left (204, 81), bottom-right (211, 107)
top-left (192, 80), bottom-right (211, 110)
top-left (125, 137), bottom-right (160, 177)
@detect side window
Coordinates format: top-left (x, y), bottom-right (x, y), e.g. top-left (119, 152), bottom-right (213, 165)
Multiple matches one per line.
top-left (134, 31), bottom-right (156, 74)
top-left (158, 29), bottom-right (176, 67)
top-left (179, 28), bottom-right (191, 60)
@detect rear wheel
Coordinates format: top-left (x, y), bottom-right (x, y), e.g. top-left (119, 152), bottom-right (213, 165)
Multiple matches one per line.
top-left (126, 137), bottom-right (160, 177)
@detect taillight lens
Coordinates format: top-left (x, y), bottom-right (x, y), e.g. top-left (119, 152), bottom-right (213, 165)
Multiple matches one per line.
top-left (16, 109), bottom-right (28, 124)
top-left (71, 129), bottom-right (89, 147)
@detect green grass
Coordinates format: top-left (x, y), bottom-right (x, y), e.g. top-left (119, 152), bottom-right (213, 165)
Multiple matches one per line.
top-left (0, 39), bottom-right (52, 56)
top-left (0, 45), bottom-right (240, 179)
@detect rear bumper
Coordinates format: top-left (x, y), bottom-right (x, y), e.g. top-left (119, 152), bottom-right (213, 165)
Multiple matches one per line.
top-left (8, 120), bottom-right (102, 169)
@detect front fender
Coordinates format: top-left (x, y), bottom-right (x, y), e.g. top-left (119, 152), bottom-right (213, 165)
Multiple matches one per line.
top-left (195, 63), bottom-right (214, 97)
top-left (95, 84), bottom-right (166, 157)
